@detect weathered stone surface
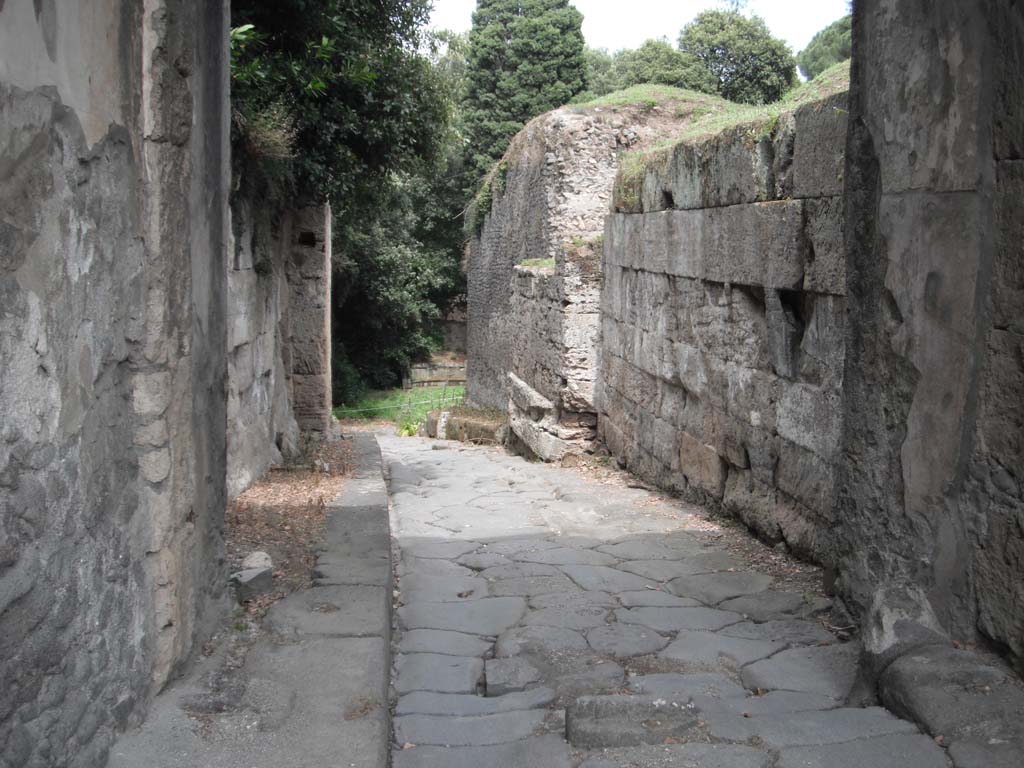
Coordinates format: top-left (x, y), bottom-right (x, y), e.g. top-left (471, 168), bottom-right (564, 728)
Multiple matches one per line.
top-left (660, 631), bottom-right (785, 668)
top-left (707, 707), bottom-right (919, 748)
top-left (616, 607), bottom-right (743, 633)
top-left (392, 735), bottom-right (573, 768)
top-left (406, 541), bottom-right (482, 560)
top-left (586, 624), bottom-right (670, 657)
top-left (398, 630), bottom-right (494, 657)
top-left (530, 591), bottom-right (618, 610)
top-left (618, 590), bottom-right (702, 608)
top-left (394, 653), bottom-right (484, 695)
top-left (523, 606), bottom-right (610, 630)
top-left (232, 568), bottom-right (274, 602)
top-left (717, 591), bottom-right (832, 622)
top-left (399, 574), bottom-right (489, 603)
top-left (486, 657), bottom-right (542, 695)
top-left (396, 688), bottom-right (557, 716)
top-left (242, 551), bottom-right (273, 570)
top-left (597, 538), bottom-right (705, 561)
top-left (718, 621), bottom-right (835, 647)
top-left (628, 673), bottom-right (748, 701)
top-left (579, 743), bottom-right (771, 768)
top-left (458, 552), bottom-right (514, 570)
top-left (741, 644), bottom-right (859, 700)
top-left (879, 645), bottom-right (1024, 747)
top-left (562, 565), bottom-right (659, 593)
top-left (668, 572), bottom-right (772, 605)
top-left (617, 552), bottom-right (737, 581)
top-left (516, 547), bottom-right (618, 566)
top-left (495, 625), bottom-right (589, 657)
top-left (265, 585), bottom-right (387, 638)
top-left (776, 733), bottom-right (950, 768)
top-left (394, 709), bottom-right (552, 746)
top-left (566, 695), bottom-right (702, 748)
top-left (399, 598), bottom-right (527, 635)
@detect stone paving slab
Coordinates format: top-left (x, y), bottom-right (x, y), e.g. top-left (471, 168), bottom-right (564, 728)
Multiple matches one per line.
top-left (586, 623), bottom-right (670, 657)
top-left (398, 597), bottom-right (527, 635)
top-left (398, 573), bottom-right (489, 603)
top-left (562, 564), bottom-right (659, 593)
top-left (579, 743), bottom-right (771, 768)
top-left (531, 590), bottom-right (618, 610)
top-left (616, 606), bottom-right (743, 633)
top-left (392, 735), bottom-right (573, 768)
top-left (596, 538), bottom-right (705, 561)
top-left (659, 629), bottom-right (786, 667)
top-left (628, 673), bottom-right (748, 701)
top-left (396, 687), bottom-right (557, 716)
top-left (515, 546), bottom-right (619, 566)
top-left (741, 643), bottom-right (859, 700)
top-left (668, 571), bottom-right (773, 605)
top-left (523, 606), bottom-right (611, 630)
top-left (705, 706), bottom-right (919, 747)
top-left (718, 590), bottom-right (833, 621)
top-left (486, 656), bottom-right (542, 694)
top-left (393, 709), bottom-right (555, 746)
top-left (394, 653), bottom-right (484, 694)
top-left (618, 590), bottom-right (701, 608)
top-left (719, 619), bottom-right (835, 646)
top-left (265, 584), bottom-right (389, 637)
top-left (617, 552), bottom-right (738, 581)
top-left (776, 732), bottom-right (950, 768)
top-left (496, 625), bottom-right (589, 656)
top-left (397, 628), bottom-right (493, 656)
top-left (567, 695), bottom-right (702, 748)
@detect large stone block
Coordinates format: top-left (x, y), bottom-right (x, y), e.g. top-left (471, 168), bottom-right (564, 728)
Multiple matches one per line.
top-left (792, 94), bottom-right (849, 199)
top-left (678, 431), bottom-right (727, 499)
top-left (802, 197), bottom-right (846, 296)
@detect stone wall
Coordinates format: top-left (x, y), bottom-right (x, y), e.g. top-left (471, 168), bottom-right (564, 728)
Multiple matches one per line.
top-left (0, 2), bottom-right (230, 766)
top-left (839, 0), bottom-right (1024, 673)
top-left (599, 94), bottom-right (848, 561)
top-left (226, 200), bottom-right (332, 497)
top-left (466, 103), bottom-right (679, 458)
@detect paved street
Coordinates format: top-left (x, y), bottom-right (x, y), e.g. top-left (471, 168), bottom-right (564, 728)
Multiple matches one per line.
top-left (383, 435), bottom-right (948, 768)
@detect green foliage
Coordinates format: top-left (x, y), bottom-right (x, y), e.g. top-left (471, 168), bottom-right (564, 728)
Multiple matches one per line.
top-left (462, 0), bottom-right (587, 180)
top-left (797, 15), bottom-right (852, 80)
top-left (678, 10), bottom-right (797, 105)
top-left (613, 39), bottom-right (718, 94)
top-left (580, 40), bottom-right (717, 98)
top-left (230, 0), bottom-right (449, 211)
top-left (518, 257), bottom-right (556, 269)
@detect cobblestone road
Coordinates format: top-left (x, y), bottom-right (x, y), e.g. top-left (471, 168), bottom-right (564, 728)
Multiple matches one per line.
top-left (382, 436), bottom-right (948, 768)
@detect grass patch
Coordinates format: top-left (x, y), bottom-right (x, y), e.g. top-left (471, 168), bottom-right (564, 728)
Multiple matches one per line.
top-left (612, 60), bottom-right (850, 211)
top-left (333, 385), bottom-right (465, 433)
top-left (571, 84), bottom-right (727, 111)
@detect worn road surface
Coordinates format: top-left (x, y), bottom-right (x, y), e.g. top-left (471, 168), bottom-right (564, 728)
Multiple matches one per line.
top-left (383, 435), bottom-right (948, 768)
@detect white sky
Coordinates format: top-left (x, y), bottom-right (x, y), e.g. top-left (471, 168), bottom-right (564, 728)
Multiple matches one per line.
top-left (428, 0), bottom-right (850, 55)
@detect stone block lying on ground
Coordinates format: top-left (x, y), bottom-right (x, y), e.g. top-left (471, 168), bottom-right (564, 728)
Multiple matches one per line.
top-left (393, 708), bottom-right (558, 747)
top-left (741, 643), bottom-right (860, 700)
top-left (394, 653), bottom-right (484, 695)
top-left (486, 657), bottom-right (542, 695)
top-left (231, 567), bottom-right (274, 602)
top-left (392, 735), bottom-right (573, 768)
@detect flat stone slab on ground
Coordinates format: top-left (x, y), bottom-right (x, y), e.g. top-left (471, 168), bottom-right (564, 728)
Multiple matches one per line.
top-left (659, 630), bottom-right (786, 668)
top-left (265, 584), bottom-right (387, 637)
top-left (313, 557), bottom-right (390, 587)
top-left (481, 539), bottom-right (561, 556)
top-left (741, 643), bottom-right (859, 700)
top-left (628, 673), bottom-right (747, 701)
top-left (495, 625), bottom-right (589, 657)
top-left (948, 739), bottom-right (1024, 768)
top-left (399, 573), bottom-right (489, 603)
top-left (489, 574), bottom-right (581, 597)
top-left (706, 706), bottom-right (919, 747)
top-left (617, 590), bottom-right (701, 608)
top-left (669, 572), bottom-right (772, 605)
top-left (776, 733), bottom-right (950, 768)
top-left (579, 742), bottom-right (771, 768)
top-left (530, 590), bottom-right (618, 610)
top-left (393, 709), bottom-right (554, 746)
top-left (392, 735), bottom-right (573, 768)
top-left (486, 656), bottom-right (542, 695)
top-left (596, 538), bottom-right (704, 561)
top-left (400, 556), bottom-right (477, 578)
top-left (394, 653), bottom-right (483, 694)
top-left (398, 629), bottom-right (493, 657)
top-left (562, 565), bottom-right (658, 593)
top-left (718, 590), bottom-right (832, 622)
top-left (697, 690), bottom-right (838, 717)
top-left (566, 695), bottom-right (702, 748)
top-left (586, 623), bottom-right (670, 657)
top-left (616, 606), bottom-right (742, 633)
top-left (404, 540), bottom-right (481, 560)
top-left (523, 606), bottom-right (610, 630)
top-left (719, 620), bottom-right (834, 647)
top-left (399, 597), bottom-right (526, 635)
top-left (458, 552), bottom-right (513, 570)
top-left (617, 552), bottom-right (738, 581)
top-left (481, 562), bottom-right (563, 579)
top-left (396, 688), bottom-right (557, 716)
top-left (515, 547), bottom-right (618, 566)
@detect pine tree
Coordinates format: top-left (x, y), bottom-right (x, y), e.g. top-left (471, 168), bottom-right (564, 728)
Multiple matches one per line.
top-left (462, 0), bottom-right (586, 179)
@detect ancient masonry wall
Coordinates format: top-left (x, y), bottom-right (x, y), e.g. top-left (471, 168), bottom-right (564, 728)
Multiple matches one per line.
top-left (466, 107), bottom-right (644, 458)
top-left (226, 200), bottom-right (332, 497)
top-left (0, 2), bottom-right (230, 766)
top-left (839, 0), bottom-right (1024, 673)
top-left (599, 95), bottom-right (848, 562)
